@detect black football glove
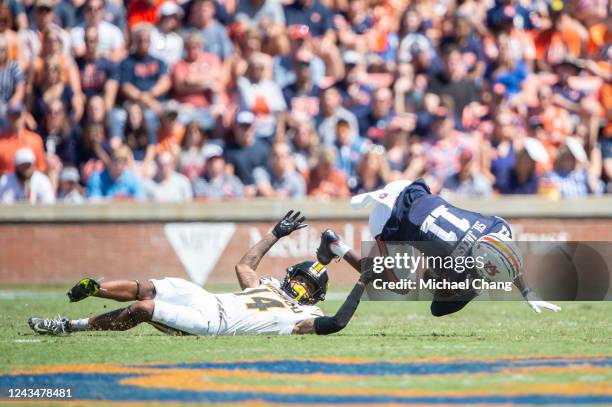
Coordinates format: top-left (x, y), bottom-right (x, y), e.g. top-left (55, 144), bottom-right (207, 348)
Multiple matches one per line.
top-left (67, 277), bottom-right (101, 302)
top-left (272, 210), bottom-right (307, 238)
top-left (316, 229), bottom-right (341, 265)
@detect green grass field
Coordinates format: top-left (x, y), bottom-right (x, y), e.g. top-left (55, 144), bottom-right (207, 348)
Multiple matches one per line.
top-left (1, 286), bottom-right (611, 404)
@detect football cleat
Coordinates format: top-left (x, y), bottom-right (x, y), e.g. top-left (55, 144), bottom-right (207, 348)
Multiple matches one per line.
top-left (67, 278), bottom-right (101, 302)
top-left (316, 229), bottom-right (341, 265)
top-left (28, 316), bottom-right (70, 335)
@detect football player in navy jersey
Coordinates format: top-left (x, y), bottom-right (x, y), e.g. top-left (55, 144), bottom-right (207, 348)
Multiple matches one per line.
top-left (317, 179), bottom-right (561, 317)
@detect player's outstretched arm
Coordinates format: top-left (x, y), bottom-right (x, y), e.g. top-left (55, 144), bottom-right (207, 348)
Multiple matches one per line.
top-left (316, 229), bottom-right (364, 272)
top-left (235, 210), bottom-right (307, 290)
top-left (513, 274), bottom-right (561, 314)
top-left (293, 270), bottom-right (374, 335)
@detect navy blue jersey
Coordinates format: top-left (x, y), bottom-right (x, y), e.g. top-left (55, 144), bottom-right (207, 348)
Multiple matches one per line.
top-left (380, 179), bottom-right (511, 258)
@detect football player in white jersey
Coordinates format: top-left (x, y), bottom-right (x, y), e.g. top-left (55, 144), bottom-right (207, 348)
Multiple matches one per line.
top-left (28, 211), bottom-right (373, 336)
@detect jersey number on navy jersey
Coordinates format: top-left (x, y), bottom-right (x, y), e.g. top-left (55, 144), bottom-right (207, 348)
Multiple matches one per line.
top-left (420, 205), bottom-right (471, 242)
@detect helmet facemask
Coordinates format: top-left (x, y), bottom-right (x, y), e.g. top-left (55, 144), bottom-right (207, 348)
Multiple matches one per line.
top-left (281, 262), bottom-right (328, 305)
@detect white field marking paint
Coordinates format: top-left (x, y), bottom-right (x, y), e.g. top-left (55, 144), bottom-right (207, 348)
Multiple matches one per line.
top-left (164, 223), bottom-right (236, 286)
top-left (0, 291), bottom-right (59, 300)
top-left (13, 339), bottom-right (43, 343)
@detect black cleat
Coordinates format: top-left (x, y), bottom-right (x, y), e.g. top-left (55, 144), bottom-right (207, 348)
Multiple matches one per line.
top-left (316, 229), bottom-right (341, 265)
top-left (67, 278), bottom-right (101, 302)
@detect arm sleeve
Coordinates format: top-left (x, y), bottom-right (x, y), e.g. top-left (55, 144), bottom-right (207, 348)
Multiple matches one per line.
top-left (314, 282), bottom-right (364, 335)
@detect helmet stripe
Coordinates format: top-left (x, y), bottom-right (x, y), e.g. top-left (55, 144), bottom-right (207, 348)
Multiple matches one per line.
top-left (482, 236), bottom-right (522, 277)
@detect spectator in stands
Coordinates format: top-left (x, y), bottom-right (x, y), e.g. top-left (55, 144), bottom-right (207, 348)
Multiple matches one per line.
top-left (283, 0), bottom-right (334, 40)
top-left (155, 103), bottom-right (185, 156)
top-left (426, 106), bottom-right (473, 185)
top-left (442, 149), bottom-right (492, 197)
top-left (315, 87), bottom-right (359, 146)
top-left (123, 101), bottom-right (155, 162)
top-left (254, 141), bottom-right (306, 198)
top-left (349, 145), bottom-right (390, 194)
top-left (0, 102), bottom-right (46, 175)
top-left (171, 32), bottom-right (223, 130)
top-left (38, 99), bottom-right (78, 166)
top-left (237, 52), bottom-right (287, 140)
top-left (384, 115), bottom-right (415, 173)
top-left (362, 87), bottom-right (396, 142)
top-left (397, 6), bottom-right (434, 66)
top-left (178, 122), bottom-right (207, 182)
top-left (0, 147), bottom-right (55, 204)
top-left (112, 24), bottom-right (170, 145)
top-left (30, 28), bottom-right (85, 123)
top-left (427, 42), bottom-right (480, 118)
top-left (22, 0), bottom-right (71, 62)
top-left (186, 0), bottom-right (233, 60)
top-left (547, 138), bottom-right (598, 198)
top-left (193, 144), bottom-right (243, 199)
top-left (57, 166), bottom-right (85, 203)
top-left (306, 145), bottom-right (349, 198)
top-left (334, 118), bottom-right (367, 177)
top-left (87, 145), bottom-right (144, 200)
top-left (534, 0), bottom-right (581, 69)
top-left (76, 26), bottom-right (119, 111)
top-left (75, 122), bottom-right (110, 182)
top-left (144, 151), bottom-right (193, 202)
top-left (273, 24), bottom-right (325, 89)
top-left (488, 108), bottom-right (518, 192)
top-left (487, 34), bottom-right (528, 98)
top-left (453, 12), bottom-right (485, 83)
top-left (0, 0), bottom-right (26, 32)
top-left (282, 49), bottom-right (322, 118)
top-left (287, 115), bottom-right (318, 174)
top-left (500, 138), bottom-right (548, 195)
top-left (223, 111), bottom-right (269, 196)
top-left (150, 2), bottom-right (184, 67)
top-left (335, 50), bottom-right (372, 133)
top-left (235, 0), bottom-right (285, 27)
top-left (0, 33), bottom-right (24, 129)
top-left (70, 0), bottom-right (125, 62)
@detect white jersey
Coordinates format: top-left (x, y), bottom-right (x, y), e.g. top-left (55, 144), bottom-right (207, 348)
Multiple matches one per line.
top-left (215, 278), bottom-right (324, 336)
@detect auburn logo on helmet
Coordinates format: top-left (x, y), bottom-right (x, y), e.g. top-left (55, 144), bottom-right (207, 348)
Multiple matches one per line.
top-left (483, 261), bottom-right (500, 277)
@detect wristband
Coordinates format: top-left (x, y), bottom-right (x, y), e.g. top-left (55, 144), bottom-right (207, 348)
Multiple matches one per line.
top-left (521, 287), bottom-right (533, 297)
top-left (330, 241), bottom-right (351, 258)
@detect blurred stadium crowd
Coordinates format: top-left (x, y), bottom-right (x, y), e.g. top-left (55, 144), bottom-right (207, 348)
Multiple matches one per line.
top-left (0, 0), bottom-right (610, 203)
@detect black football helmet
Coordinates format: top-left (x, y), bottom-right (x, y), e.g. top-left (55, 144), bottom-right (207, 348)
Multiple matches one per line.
top-left (281, 261), bottom-right (329, 305)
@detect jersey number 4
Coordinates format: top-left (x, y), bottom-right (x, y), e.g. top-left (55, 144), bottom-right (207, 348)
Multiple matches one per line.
top-left (420, 205), bottom-right (470, 241)
top-left (245, 296), bottom-right (286, 311)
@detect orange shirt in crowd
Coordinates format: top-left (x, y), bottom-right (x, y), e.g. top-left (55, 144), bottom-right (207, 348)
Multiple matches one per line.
top-left (535, 28), bottom-right (582, 62)
top-left (156, 122), bottom-right (185, 153)
top-left (0, 130), bottom-right (47, 175)
top-left (127, 0), bottom-right (165, 28)
top-left (306, 168), bottom-right (350, 198)
top-left (586, 23), bottom-right (609, 57)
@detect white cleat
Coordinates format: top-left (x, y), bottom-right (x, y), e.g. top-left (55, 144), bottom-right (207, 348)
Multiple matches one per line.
top-left (28, 316), bottom-right (70, 335)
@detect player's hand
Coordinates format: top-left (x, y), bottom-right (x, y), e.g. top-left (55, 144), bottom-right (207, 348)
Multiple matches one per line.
top-left (272, 210), bottom-right (307, 238)
top-left (358, 257), bottom-right (377, 285)
top-left (524, 291), bottom-right (561, 313)
top-left (316, 229), bottom-right (341, 265)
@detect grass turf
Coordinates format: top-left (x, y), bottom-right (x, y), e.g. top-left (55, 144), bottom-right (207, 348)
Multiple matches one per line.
top-left (0, 287), bottom-right (610, 371)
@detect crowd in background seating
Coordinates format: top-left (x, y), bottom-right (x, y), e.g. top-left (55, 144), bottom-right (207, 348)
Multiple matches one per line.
top-left (0, 0), bottom-right (610, 204)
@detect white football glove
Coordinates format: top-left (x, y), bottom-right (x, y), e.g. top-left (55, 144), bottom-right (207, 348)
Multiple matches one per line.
top-left (524, 291), bottom-right (561, 313)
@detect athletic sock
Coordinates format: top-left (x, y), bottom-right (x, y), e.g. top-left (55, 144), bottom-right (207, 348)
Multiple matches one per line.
top-left (69, 318), bottom-right (90, 331)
